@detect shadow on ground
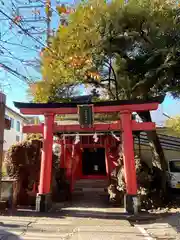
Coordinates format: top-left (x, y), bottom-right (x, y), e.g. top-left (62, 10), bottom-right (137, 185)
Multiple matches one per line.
top-left (0, 230), bottom-right (21, 239)
top-left (0, 222), bottom-right (21, 228)
top-left (0, 192), bottom-right (179, 235)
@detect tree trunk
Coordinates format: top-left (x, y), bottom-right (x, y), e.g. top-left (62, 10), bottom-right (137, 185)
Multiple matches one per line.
top-left (138, 111), bottom-right (167, 192)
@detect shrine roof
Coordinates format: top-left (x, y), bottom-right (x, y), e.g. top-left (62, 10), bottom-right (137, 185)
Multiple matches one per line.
top-left (14, 96), bottom-right (164, 109)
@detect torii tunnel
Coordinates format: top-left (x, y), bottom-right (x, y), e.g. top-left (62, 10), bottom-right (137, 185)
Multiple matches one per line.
top-left (14, 96), bottom-right (164, 214)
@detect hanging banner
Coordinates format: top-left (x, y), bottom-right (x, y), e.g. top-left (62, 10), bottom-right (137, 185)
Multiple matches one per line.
top-left (78, 104), bottom-right (94, 128)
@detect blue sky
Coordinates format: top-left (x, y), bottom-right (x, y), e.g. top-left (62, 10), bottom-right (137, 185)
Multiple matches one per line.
top-left (0, 0), bottom-right (179, 124)
top-left (151, 95), bottom-right (179, 126)
top-left (0, 0), bottom-right (78, 110)
top-left (0, 0), bottom-right (80, 109)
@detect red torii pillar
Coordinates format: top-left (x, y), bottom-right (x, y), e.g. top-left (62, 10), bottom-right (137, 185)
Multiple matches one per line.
top-left (121, 111), bottom-right (138, 214)
top-left (36, 114), bottom-right (54, 212)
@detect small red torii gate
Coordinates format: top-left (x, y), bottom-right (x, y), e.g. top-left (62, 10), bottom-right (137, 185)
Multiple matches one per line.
top-left (14, 97), bottom-right (163, 214)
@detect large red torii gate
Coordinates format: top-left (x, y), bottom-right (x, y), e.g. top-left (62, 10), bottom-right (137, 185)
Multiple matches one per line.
top-left (14, 97), bottom-right (163, 214)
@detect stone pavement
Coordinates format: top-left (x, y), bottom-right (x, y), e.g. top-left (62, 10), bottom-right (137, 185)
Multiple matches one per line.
top-left (0, 208), bottom-right (179, 240)
top-left (135, 222), bottom-right (179, 240)
top-left (134, 211), bottom-right (180, 240)
top-left (0, 214), bottom-right (144, 240)
top-left (0, 192), bottom-right (179, 240)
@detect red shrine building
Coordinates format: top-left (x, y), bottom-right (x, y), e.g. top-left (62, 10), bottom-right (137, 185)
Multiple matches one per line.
top-left (14, 96), bottom-right (163, 214)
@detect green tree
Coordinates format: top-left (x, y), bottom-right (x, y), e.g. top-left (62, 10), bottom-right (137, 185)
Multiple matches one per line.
top-left (165, 116), bottom-right (180, 137)
top-left (31, 0), bottom-right (180, 101)
top-left (30, 0), bottom-right (180, 197)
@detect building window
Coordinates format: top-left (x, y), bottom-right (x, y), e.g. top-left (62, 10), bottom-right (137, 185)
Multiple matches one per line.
top-left (16, 121), bottom-right (20, 132)
top-left (5, 115), bottom-right (14, 129)
top-left (10, 118), bottom-right (14, 128)
top-left (16, 135), bottom-right (20, 142)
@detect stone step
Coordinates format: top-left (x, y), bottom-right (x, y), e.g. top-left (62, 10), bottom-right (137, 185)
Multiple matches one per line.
top-left (72, 188), bottom-right (108, 199)
top-left (74, 187), bottom-right (107, 194)
top-left (75, 179), bottom-right (108, 189)
top-left (73, 179), bottom-right (108, 199)
top-left (73, 191), bottom-right (108, 200)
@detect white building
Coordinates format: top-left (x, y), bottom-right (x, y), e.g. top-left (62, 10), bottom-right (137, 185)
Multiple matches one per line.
top-left (4, 106), bottom-right (28, 152)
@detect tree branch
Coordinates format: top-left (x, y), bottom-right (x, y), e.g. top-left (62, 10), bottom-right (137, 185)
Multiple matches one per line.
top-left (139, 20), bottom-right (152, 45)
top-left (104, 58), bottom-right (119, 99)
top-left (85, 78), bottom-right (105, 87)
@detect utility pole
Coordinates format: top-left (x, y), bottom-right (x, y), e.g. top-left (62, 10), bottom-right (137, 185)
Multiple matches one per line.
top-left (45, 0), bottom-right (52, 46)
top-left (0, 92), bottom-right (6, 200)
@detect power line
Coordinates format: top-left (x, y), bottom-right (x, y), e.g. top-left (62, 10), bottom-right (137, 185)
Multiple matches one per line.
top-left (0, 62), bottom-right (33, 84)
top-left (0, 9), bottom-right (47, 49)
top-left (38, 0), bottom-right (61, 17)
top-left (0, 1), bottom-right (78, 86)
top-left (0, 40), bottom-right (38, 52)
top-left (0, 1), bottom-right (43, 86)
top-left (0, 43), bottom-right (39, 80)
top-left (0, 43), bottom-right (27, 62)
top-left (0, 8), bottom-right (68, 65)
top-left (0, 54), bottom-right (25, 62)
